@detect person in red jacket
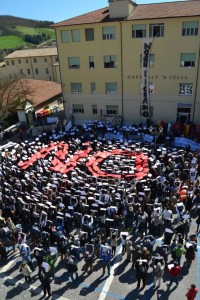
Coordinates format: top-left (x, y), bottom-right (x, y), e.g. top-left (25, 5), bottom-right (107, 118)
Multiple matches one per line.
top-left (186, 284), bottom-right (198, 300)
top-left (167, 262), bottom-right (182, 287)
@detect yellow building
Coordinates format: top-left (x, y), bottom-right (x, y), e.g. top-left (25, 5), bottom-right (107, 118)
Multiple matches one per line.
top-left (2, 47), bottom-right (61, 83)
top-left (53, 0), bottom-right (200, 125)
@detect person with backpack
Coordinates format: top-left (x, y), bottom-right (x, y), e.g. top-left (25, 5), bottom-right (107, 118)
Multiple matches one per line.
top-left (135, 259), bottom-right (149, 289)
top-left (153, 262), bottom-right (165, 288)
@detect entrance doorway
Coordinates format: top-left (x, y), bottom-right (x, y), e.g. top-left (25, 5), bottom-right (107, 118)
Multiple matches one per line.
top-left (177, 107), bottom-right (191, 123)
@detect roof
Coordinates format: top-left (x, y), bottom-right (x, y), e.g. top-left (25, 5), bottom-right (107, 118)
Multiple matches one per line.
top-left (18, 79), bottom-right (62, 108)
top-left (53, 0), bottom-right (200, 27)
top-left (4, 47), bottom-right (58, 59)
top-left (127, 1), bottom-right (200, 20)
top-left (0, 62), bottom-right (5, 67)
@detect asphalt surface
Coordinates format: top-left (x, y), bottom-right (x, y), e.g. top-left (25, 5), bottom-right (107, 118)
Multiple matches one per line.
top-left (0, 218), bottom-right (199, 300)
top-left (0, 118), bottom-right (200, 299)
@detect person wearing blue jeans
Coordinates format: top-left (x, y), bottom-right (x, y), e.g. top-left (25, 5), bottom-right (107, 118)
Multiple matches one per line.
top-left (101, 247), bottom-right (112, 276)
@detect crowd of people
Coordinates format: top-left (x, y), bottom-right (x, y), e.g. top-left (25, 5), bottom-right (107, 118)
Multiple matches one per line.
top-left (0, 120), bottom-right (199, 299)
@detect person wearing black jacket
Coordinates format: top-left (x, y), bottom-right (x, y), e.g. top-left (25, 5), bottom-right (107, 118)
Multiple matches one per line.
top-left (135, 259), bottom-right (149, 289)
top-left (66, 255), bottom-right (78, 281)
top-left (39, 267), bottom-right (52, 298)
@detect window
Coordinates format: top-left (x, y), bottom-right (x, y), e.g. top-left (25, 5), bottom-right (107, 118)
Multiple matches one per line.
top-left (106, 105), bottom-right (118, 115)
top-left (61, 30), bottom-right (70, 42)
top-left (132, 24), bottom-right (146, 38)
top-left (45, 67), bottom-right (49, 74)
top-left (104, 55), bottom-right (117, 68)
top-left (73, 104), bottom-right (84, 113)
top-left (11, 60), bottom-right (14, 65)
top-left (18, 59), bottom-right (21, 64)
top-left (105, 82), bottom-right (118, 94)
top-left (180, 53), bottom-right (196, 67)
top-left (55, 56), bottom-right (59, 62)
top-left (6, 61), bottom-right (9, 66)
top-left (149, 23), bottom-right (164, 37)
top-left (89, 56), bottom-right (94, 69)
top-left (27, 69), bottom-right (30, 75)
top-left (44, 57), bottom-right (47, 63)
top-left (68, 57), bottom-right (80, 69)
top-left (102, 26), bottom-right (116, 40)
top-left (149, 54), bottom-right (155, 67)
top-left (85, 28), bottom-right (94, 41)
top-left (140, 53), bottom-right (155, 67)
top-left (34, 58), bottom-right (37, 63)
top-left (179, 83), bottom-right (193, 95)
top-left (35, 68), bottom-right (39, 75)
top-left (20, 69), bottom-right (23, 75)
top-left (91, 82), bottom-right (96, 94)
top-left (71, 83), bottom-right (82, 93)
top-left (182, 21), bottom-right (198, 36)
top-left (71, 29), bottom-right (80, 42)
top-left (26, 59), bottom-right (29, 63)
top-left (92, 105), bottom-right (97, 114)
top-left (140, 106), bottom-right (153, 117)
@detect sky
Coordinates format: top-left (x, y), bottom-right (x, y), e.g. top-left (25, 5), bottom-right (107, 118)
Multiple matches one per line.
top-left (0, 0), bottom-right (179, 23)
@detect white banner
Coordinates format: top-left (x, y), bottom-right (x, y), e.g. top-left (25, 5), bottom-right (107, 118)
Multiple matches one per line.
top-left (65, 121), bottom-right (72, 131)
top-left (141, 38), bottom-right (153, 118)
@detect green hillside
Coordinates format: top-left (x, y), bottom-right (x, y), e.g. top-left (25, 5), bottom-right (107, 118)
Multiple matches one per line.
top-left (15, 26), bottom-right (55, 39)
top-left (0, 35), bottom-right (30, 49)
top-left (0, 15), bottom-right (55, 53)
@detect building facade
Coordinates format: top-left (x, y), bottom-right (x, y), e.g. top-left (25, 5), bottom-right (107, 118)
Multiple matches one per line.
top-left (53, 0), bottom-right (200, 125)
top-left (2, 48), bottom-right (61, 83)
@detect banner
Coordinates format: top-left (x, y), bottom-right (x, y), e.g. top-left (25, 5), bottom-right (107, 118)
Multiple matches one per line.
top-left (141, 38), bottom-right (153, 118)
top-left (47, 117), bottom-right (58, 124)
top-left (143, 134), bottom-right (154, 143)
top-left (65, 121), bottom-right (72, 131)
top-left (173, 137), bottom-right (200, 151)
top-left (32, 124), bottom-right (57, 137)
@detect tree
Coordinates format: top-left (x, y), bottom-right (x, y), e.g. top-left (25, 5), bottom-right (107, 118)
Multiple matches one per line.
top-left (0, 76), bottom-right (31, 122)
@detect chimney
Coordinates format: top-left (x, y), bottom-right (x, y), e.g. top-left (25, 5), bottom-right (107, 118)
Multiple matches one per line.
top-left (109, 0), bottom-right (136, 19)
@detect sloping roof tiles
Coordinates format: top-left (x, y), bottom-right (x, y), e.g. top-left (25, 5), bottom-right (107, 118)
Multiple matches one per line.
top-left (19, 79), bottom-right (62, 108)
top-left (53, 1), bottom-right (200, 27)
top-left (4, 47), bottom-right (58, 59)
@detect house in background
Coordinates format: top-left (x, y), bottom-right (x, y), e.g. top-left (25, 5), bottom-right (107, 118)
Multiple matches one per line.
top-left (1, 47), bottom-right (61, 83)
top-left (53, 0), bottom-right (200, 125)
top-left (16, 79), bottom-right (62, 125)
